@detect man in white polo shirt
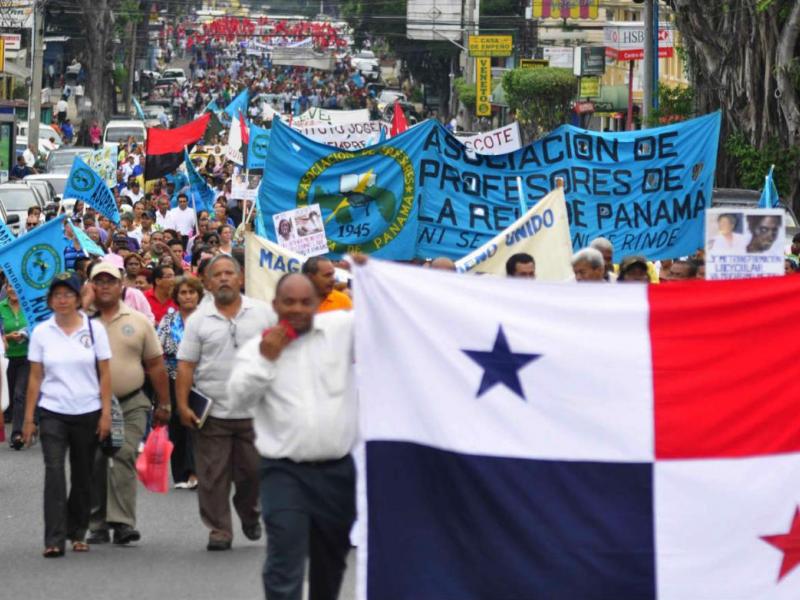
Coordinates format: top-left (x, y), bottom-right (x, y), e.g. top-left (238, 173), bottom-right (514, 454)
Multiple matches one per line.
top-left (176, 254), bottom-right (276, 551)
top-left (166, 193), bottom-right (197, 239)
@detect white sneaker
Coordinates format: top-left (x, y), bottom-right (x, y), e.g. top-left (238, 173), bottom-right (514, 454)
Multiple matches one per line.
top-left (174, 481), bottom-right (189, 489)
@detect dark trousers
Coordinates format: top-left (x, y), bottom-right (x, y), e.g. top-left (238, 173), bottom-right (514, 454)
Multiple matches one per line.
top-left (8, 356), bottom-right (30, 436)
top-left (168, 378), bottom-right (195, 483)
top-left (191, 416), bottom-right (260, 542)
top-left (260, 455), bottom-right (356, 600)
top-left (39, 408), bottom-right (100, 549)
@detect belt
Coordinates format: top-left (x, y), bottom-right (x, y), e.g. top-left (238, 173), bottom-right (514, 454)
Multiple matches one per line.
top-left (117, 388), bottom-right (143, 403)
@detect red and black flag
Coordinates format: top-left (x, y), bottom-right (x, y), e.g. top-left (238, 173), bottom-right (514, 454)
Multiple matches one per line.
top-left (145, 113), bottom-right (211, 181)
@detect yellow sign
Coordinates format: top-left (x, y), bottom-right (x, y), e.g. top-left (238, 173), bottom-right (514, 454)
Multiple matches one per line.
top-left (520, 58), bottom-right (549, 69)
top-left (476, 57), bottom-right (492, 117)
top-left (469, 35), bottom-right (513, 58)
top-left (532, 0), bottom-right (599, 19)
top-left (579, 76), bottom-right (600, 98)
top-left (0, 39), bottom-right (6, 74)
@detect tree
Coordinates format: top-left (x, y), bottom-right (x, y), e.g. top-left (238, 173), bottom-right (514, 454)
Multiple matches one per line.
top-left (502, 67), bottom-right (576, 140)
top-left (75, 0), bottom-right (118, 129)
top-left (670, 0), bottom-right (800, 206)
top-left (341, 0), bottom-right (461, 115)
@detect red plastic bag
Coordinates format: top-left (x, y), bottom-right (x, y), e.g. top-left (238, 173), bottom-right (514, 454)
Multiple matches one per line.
top-left (135, 425), bottom-right (174, 493)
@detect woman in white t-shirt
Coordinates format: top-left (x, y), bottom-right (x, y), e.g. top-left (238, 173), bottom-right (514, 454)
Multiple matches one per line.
top-left (22, 272), bottom-right (112, 558)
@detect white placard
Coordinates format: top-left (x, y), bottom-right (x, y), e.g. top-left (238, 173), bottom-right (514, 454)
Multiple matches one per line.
top-left (294, 121), bottom-right (389, 150)
top-left (705, 208), bottom-right (785, 280)
top-left (273, 204), bottom-right (329, 257)
top-left (455, 122), bottom-right (522, 156)
top-left (231, 171), bottom-right (262, 201)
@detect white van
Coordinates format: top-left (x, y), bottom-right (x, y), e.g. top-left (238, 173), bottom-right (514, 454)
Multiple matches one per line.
top-left (104, 119), bottom-right (147, 148)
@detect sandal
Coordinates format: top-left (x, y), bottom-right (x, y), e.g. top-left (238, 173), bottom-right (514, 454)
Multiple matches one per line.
top-left (72, 541), bottom-right (89, 552)
top-left (43, 546), bottom-right (64, 558)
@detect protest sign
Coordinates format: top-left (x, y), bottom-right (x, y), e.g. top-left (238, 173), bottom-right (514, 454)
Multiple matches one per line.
top-left (273, 204), bottom-right (328, 257)
top-left (294, 107), bottom-right (370, 126)
top-left (294, 121), bottom-right (390, 150)
top-left (0, 216), bottom-right (68, 329)
top-left (86, 144), bottom-right (118, 186)
top-left (455, 187), bottom-right (573, 280)
top-left (455, 122), bottom-right (522, 156)
top-left (231, 170), bottom-right (262, 201)
top-left (259, 113), bottom-right (720, 260)
top-left (244, 233), bottom-right (304, 304)
top-left (705, 208), bottom-right (785, 280)
top-left (64, 156), bottom-right (121, 224)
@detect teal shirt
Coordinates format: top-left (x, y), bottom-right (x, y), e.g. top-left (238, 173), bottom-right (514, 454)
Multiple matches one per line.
top-left (0, 298), bottom-right (27, 358)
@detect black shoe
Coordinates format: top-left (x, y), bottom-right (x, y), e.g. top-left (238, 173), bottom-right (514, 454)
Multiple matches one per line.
top-left (206, 538), bottom-right (232, 551)
top-left (112, 524), bottom-right (141, 545)
top-left (242, 522), bottom-right (262, 541)
top-left (87, 529), bottom-right (110, 544)
top-left (10, 434), bottom-right (24, 451)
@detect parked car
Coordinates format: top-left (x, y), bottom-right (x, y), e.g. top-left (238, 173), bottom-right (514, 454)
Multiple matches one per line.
top-left (712, 187), bottom-right (799, 239)
top-left (382, 100), bottom-right (422, 126)
top-left (45, 146), bottom-right (92, 174)
top-left (23, 178), bottom-right (56, 207)
top-left (24, 173), bottom-right (66, 201)
top-left (17, 123), bottom-right (62, 149)
top-left (377, 89), bottom-right (407, 112)
top-left (0, 183), bottom-right (44, 234)
top-left (351, 50), bottom-right (380, 81)
top-left (143, 104), bottom-right (171, 128)
top-left (104, 119), bottom-right (147, 148)
top-left (160, 67), bottom-right (187, 86)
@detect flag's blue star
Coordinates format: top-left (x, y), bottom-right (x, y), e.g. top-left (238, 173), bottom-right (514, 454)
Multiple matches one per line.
top-left (462, 326), bottom-right (541, 400)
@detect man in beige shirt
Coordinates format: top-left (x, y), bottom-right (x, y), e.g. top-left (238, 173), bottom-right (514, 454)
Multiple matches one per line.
top-left (86, 262), bottom-right (171, 545)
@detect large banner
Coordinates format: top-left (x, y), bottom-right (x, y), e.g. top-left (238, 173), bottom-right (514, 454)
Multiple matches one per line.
top-left (259, 119), bottom-right (427, 258)
top-left (294, 121), bottom-right (389, 150)
top-left (244, 233), bottom-right (304, 304)
top-left (259, 113), bottom-right (721, 260)
top-left (455, 188), bottom-right (573, 280)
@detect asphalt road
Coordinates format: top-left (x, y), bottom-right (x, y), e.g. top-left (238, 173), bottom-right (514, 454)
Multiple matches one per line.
top-left (0, 424), bottom-right (357, 600)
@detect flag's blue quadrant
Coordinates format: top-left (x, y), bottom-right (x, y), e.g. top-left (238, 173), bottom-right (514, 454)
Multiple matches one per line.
top-left (366, 441), bottom-right (656, 600)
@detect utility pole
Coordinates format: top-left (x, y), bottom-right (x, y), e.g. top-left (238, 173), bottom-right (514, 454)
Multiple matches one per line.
top-left (642, 0), bottom-right (654, 127)
top-left (462, 0), bottom-right (479, 130)
top-left (28, 0), bottom-right (44, 147)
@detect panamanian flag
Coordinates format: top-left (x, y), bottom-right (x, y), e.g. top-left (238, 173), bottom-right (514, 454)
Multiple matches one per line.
top-left (353, 260), bottom-right (800, 600)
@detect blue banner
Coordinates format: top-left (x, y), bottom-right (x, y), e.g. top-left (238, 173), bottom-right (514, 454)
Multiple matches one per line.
top-left (64, 156), bottom-right (121, 224)
top-left (247, 123), bottom-right (270, 170)
top-left (69, 220), bottom-right (105, 256)
top-left (0, 218), bottom-right (15, 247)
top-left (185, 149), bottom-right (215, 214)
top-left (259, 119), bottom-right (424, 259)
top-left (0, 216), bottom-right (69, 329)
top-left (224, 88), bottom-right (249, 121)
top-left (259, 113), bottom-right (721, 260)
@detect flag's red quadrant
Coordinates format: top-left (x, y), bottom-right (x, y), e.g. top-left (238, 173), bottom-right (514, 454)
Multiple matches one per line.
top-left (650, 276), bottom-right (800, 459)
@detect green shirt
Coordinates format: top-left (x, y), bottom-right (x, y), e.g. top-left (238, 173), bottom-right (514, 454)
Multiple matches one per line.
top-left (0, 298), bottom-right (28, 358)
